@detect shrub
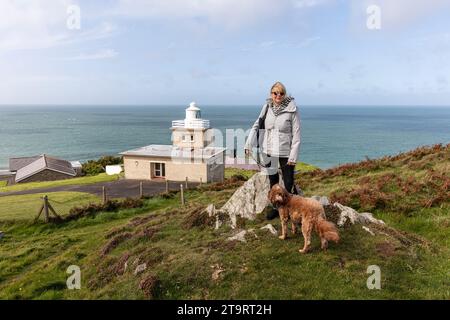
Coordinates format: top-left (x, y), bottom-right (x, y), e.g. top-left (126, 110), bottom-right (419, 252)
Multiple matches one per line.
top-left (229, 174), bottom-right (248, 182)
top-left (62, 197), bottom-right (144, 222)
top-left (82, 156), bottom-right (123, 176)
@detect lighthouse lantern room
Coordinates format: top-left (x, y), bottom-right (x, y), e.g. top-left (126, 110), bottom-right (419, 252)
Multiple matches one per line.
top-left (171, 102), bottom-right (212, 149)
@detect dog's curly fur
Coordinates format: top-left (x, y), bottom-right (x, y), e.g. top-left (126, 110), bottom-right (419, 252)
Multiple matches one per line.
top-left (268, 184), bottom-right (340, 253)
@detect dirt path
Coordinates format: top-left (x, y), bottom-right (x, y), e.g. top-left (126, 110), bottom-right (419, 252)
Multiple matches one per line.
top-left (0, 179), bottom-right (200, 199)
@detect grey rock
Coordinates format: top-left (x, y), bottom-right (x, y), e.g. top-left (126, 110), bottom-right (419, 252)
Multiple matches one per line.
top-left (211, 264), bottom-right (225, 281)
top-left (362, 226), bottom-right (376, 236)
top-left (311, 195), bottom-right (330, 206)
top-left (206, 172), bottom-right (271, 229)
top-left (227, 229), bottom-right (258, 243)
top-left (333, 203), bottom-right (385, 227)
top-left (260, 224), bottom-right (278, 236)
top-left (227, 230), bottom-right (248, 242)
top-left (134, 263), bottom-right (147, 275)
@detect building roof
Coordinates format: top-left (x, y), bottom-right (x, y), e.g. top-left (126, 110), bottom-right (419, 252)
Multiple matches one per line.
top-left (14, 154), bottom-right (76, 183)
top-left (119, 144), bottom-right (226, 160)
top-left (9, 156), bottom-right (41, 172)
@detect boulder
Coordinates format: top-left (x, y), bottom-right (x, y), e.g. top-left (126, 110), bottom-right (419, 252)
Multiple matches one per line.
top-left (204, 173), bottom-right (385, 230)
top-left (333, 203), bottom-right (385, 227)
top-left (205, 172), bottom-right (271, 229)
top-left (134, 263), bottom-right (147, 275)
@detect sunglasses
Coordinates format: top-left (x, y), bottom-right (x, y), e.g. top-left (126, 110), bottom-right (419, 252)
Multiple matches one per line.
top-left (271, 92), bottom-right (285, 97)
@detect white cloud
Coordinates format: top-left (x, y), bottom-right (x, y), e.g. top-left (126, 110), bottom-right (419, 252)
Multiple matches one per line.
top-left (349, 64), bottom-right (366, 81)
top-left (112, 0), bottom-right (287, 29)
top-left (297, 36), bottom-right (320, 47)
top-left (293, 0), bottom-right (332, 9)
top-left (259, 41), bottom-right (276, 48)
top-left (0, 0), bottom-right (71, 50)
top-left (0, 1), bottom-right (117, 51)
top-left (352, 0), bottom-right (450, 30)
top-left (110, 0), bottom-right (332, 30)
top-left (64, 49), bottom-right (118, 61)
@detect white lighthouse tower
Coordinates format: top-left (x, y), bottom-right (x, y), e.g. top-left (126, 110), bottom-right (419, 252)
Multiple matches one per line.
top-left (171, 102), bottom-right (212, 148)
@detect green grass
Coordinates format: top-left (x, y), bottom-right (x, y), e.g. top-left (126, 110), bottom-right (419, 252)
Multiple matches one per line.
top-left (0, 173), bottom-right (120, 193)
top-left (225, 168), bottom-right (258, 179)
top-left (225, 162), bottom-right (318, 180)
top-left (295, 161), bottom-right (318, 172)
top-left (0, 192), bottom-right (100, 221)
top-left (0, 145), bottom-right (448, 299)
top-left (0, 187), bottom-right (448, 299)
top-left (0, 180), bottom-right (7, 188)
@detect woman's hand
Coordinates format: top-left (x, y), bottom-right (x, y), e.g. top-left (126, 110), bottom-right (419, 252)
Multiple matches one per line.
top-left (287, 161), bottom-right (296, 166)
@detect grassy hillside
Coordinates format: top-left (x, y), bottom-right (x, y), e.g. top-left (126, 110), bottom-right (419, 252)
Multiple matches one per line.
top-left (0, 144), bottom-right (448, 299)
top-left (295, 143), bottom-right (449, 247)
top-left (0, 192), bottom-right (100, 221)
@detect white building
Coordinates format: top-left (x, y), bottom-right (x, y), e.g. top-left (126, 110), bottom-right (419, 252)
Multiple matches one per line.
top-left (120, 102), bottom-right (226, 183)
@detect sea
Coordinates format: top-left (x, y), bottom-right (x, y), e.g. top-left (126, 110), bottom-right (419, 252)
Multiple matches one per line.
top-left (0, 105), bottom-right (449, 170)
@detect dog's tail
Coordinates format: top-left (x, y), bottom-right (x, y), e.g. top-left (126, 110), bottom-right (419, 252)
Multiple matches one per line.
top-left (317, 217), bottom-right (340, 243)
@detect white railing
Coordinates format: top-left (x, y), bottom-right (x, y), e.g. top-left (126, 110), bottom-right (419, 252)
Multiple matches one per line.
top-left (171, 119), bottom-right (210, 129)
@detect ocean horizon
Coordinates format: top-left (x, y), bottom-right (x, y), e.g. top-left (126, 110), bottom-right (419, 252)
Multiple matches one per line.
top-left (1, 105), bottom-right (449, 170)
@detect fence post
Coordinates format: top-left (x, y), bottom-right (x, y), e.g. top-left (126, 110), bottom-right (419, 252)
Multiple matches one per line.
top-left (185, 177), bottom-right (188, 189)
top-left (200, 177), bottom-right (202, 187)
top-left (165, 179), bottom-right (169, 193)
top-left (180, 184), bottom-right (185, 205)
top-left (102, 186), bottom-right (107, 204)
top-left (139, 181), bottom-right (143, 199)
top-left (43, 195), bottom-right (49, 223)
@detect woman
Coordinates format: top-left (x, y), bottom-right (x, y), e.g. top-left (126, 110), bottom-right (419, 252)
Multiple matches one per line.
top-left (244, 82), bottom-right (301, 220)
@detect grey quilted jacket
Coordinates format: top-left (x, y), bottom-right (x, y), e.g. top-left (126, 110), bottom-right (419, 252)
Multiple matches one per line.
top-left (245, 99), bottom-right (301, 163)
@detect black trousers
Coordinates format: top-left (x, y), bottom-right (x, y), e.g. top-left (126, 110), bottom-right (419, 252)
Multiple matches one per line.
top-left (261, 153), bottom-right (298, 195)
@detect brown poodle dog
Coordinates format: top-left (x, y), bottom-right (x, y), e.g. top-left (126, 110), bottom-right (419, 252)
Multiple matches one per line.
top-left (268, 184), bottom-right (340, 253)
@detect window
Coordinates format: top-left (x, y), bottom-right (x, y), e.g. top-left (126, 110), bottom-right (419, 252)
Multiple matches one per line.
top-left (182, 134), bottom-right (194, 143)
top-left (153, 163), bottom-right (165, 177)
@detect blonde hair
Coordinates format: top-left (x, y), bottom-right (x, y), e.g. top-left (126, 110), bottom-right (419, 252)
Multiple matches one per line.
top-left (270, 81), bottom-right (287, 96)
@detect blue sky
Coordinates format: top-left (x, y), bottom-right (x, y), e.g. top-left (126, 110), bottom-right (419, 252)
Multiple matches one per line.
top-left (1, 0), bottom-right (450, 106)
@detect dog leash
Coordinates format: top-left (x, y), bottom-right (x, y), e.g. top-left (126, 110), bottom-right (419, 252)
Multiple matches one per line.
top-left (249, 150), bottom-right (302, 195)
top-left (248, 149), bottom-right (286, 177)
